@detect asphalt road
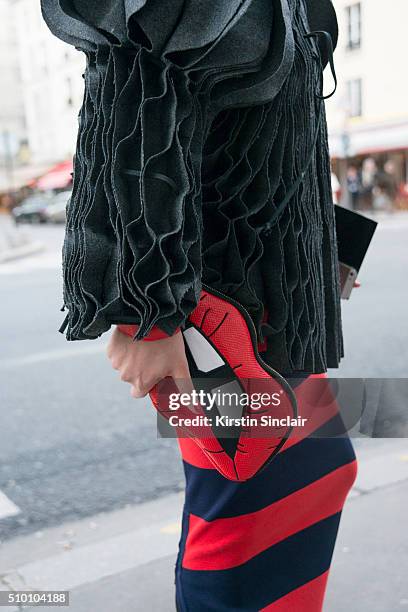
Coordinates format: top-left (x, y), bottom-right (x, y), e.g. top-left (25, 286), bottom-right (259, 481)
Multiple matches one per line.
top-left (0, 215), bottom-right (407, 542)
top-left (0, 223), bottom-right (183, 541)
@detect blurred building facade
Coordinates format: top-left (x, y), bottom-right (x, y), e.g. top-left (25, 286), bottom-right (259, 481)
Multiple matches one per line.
top-left (1, 0), bottom-right (408, 209)
top-left (11, 0), bottom-right (84, 167)
top-left (326, 0), bottom-right (408, 210)
top-left (0, 0), bottom-right (26, 192)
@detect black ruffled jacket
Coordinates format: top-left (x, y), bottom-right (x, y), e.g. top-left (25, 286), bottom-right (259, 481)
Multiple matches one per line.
top-left (41, 0), bottom-right (342, 374)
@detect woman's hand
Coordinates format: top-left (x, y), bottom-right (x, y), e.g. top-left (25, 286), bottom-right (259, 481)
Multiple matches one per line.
top-left (106, 327), bottom-right (194, 399)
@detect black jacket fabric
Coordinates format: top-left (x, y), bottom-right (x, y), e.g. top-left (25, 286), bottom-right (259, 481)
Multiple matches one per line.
top-left (41, 0), bottom-right (343, 374)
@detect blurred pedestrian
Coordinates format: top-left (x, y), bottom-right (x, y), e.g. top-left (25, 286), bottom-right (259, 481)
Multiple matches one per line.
top-left (347, 165), bottom-right (361, 210)
top-left (373, 160), bottom-right (398, 212)
top-left (359, 157), bottom-right (378, 210)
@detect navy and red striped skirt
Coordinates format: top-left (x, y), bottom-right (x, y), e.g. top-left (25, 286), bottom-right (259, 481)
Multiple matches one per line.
top-left (175, 375), bottom-right (357, 611)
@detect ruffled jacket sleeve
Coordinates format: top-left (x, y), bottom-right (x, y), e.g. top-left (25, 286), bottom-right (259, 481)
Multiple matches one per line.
top-left (41, 0), bottom-right (295, 341)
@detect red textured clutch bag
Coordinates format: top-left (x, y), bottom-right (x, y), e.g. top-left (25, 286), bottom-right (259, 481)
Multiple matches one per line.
top-left (149, 284), bottom-right (299, 482)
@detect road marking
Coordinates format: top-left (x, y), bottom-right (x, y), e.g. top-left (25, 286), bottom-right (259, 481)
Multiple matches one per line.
top-left (0, 344), bottom-right (108, 370)
top-left (0, 491), bottom-right (20, 520)
top-left (0, 252), bottom-right (61, 275)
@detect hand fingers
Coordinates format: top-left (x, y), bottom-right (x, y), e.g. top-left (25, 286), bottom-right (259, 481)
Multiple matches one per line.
top-left (110, 351), bottom-right (128, 371)
top-left (119, 368), bottom-right (133, 382)
top-left (129, 375), bottom-right (164, 399)
top-left (130, 385), bottom-right (148, 399)
top-left (107, 328), bottom-right (131, 368)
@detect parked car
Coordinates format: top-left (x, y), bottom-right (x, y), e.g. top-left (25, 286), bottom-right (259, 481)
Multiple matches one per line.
top-left (44, 191), bottom-right (72, 224)
top-left (11, 193), bottom-right (54, 224)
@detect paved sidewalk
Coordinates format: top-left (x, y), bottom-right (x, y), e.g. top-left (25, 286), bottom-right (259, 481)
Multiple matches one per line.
top-left (0, 440), bottom-right (407, 611)
top-left (0, 494), bottom-right (183, 611)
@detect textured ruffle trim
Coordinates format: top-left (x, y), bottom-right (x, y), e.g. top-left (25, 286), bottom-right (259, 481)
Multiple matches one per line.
top-left (59, 46), bottom-right (206, 341)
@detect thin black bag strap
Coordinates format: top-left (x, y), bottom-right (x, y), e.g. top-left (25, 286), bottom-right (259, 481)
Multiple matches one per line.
top-left (305, 30), bottom-right (337, 101)
top-left (259, 30), bottom-right (337, 236)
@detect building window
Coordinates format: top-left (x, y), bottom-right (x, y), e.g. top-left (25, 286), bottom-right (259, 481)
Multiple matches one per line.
top-left (346, 3), bottom-right (361, 50)
top-left (347, 79), bottom-right (362, 117)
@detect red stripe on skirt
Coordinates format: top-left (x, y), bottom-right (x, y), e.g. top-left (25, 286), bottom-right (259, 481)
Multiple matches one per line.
top-left (260, 570), bottom-right (330, 611)
top-left (182, 461), bottom-right (357, 570)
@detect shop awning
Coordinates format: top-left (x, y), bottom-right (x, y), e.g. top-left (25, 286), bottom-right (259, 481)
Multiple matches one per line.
top-left (329, 117), bottom-right (408, 159)
top-left (34, 160), bottom-right (73, 191)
